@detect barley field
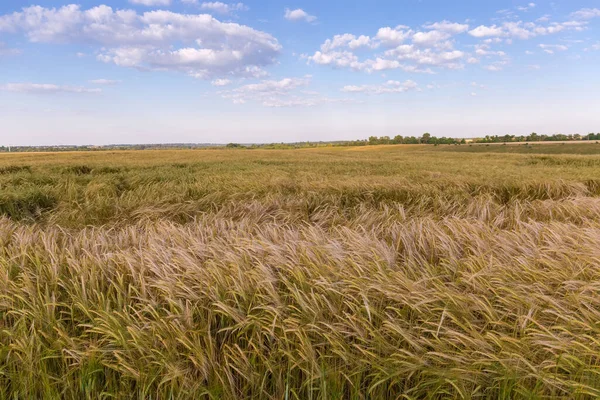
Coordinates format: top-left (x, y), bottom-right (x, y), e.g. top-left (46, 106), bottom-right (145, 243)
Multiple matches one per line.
top-left (2, 144), bottom-right (600, 399)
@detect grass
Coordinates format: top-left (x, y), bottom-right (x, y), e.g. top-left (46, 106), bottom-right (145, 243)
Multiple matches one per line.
top-left (435, 142), bottom-right (600, 155)
top-left (1, 144), bottom-right (600, 398)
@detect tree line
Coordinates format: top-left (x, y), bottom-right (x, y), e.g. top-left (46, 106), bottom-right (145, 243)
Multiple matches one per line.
top-left (3, 132), bottom-right (599, 153)
top-left (358, 132), bottom-right (600, 146)
top-left (474, 133), bottom-right (600, 143)
top-left (363, 133), bottom-right (465, 145)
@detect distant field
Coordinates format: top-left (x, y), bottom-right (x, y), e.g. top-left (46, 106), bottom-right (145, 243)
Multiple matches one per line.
top-left (436, 141), bottom-right (600, 154)
top-left (2, 145), bottom-right (600, 398)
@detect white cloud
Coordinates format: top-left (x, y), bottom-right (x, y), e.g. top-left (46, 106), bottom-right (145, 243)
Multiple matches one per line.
top-left (517, 3), bottom-right (536, 12)
top-left (284, 8), bottom-right (316, 23)
top-left (129, 0), bottom-right (171, 6)
top-left (309, 24), bottom-right (467, 74)
top-left (468, 19), bottom-right (585, 39)
top-left (528, 64), bottom-right (541, 70)
top-left (320, 34), bottom-right (375, 52)
top-left (1, 83), bottom-right (102, 94)
top-left (366, 58), bottom-right (401, 71)
top-left (308, 44), bottom-right (456, 73)
top-left (89, 79), bottom-right (121, 85)
top-left (503, 21), bottom-right (535, 39)
top-left (422, 21), bottom-right (469, 34)
top-left (341, 79), bottom-right (418, 95)
top-left (537, 14), bottom-right (551, 22)
top-left (474, 44), bottom-right (507, 57)
top-left (220, 76), bottom-right (309, 105)
top-left (308, 50), bottom-right (364, 70)
top-left (469, 25), bottom-right (505, 38)
top-left (412, 30), bottom-right (451, 46)
top-left (592, 42), bottom-right (600, 51)
top-left (571, 8), bottom-right (600, 20)
top-left (199, 2), bottom-right (248, 15)
top-left (539, 44), bottom-right (568, 54)
top-left (385, 47), bottom-right (465, 67)
top-left (235, 77), bottom-right (310, 93)
top-left (375, 26), bottom-right (413, 46)
top-left (0, 5), bottom-right (281, 80)
top-left (218, 75), bottom-right (349, 107)
top-left (309, 13), bottom-right (592, 78)
top-left (484, 65), bottom-right (502, 72)
top-left (211, 78), bottom-right (232, 86)
top-left (483, 38), bottom-right (503, 44)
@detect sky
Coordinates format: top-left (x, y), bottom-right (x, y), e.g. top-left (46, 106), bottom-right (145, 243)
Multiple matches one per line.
top-left (0, 1), bottom-right (599, 145)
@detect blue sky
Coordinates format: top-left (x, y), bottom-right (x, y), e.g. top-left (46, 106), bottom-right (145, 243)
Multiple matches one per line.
top-left (0, 0), bottom-right (599, 145)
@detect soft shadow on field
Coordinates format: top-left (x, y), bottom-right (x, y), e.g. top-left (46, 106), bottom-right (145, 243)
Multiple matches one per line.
top-left (2, 146), bottom-right (600, 398)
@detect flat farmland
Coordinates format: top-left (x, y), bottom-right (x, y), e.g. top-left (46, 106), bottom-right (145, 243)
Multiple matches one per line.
top-left (1, 145), bottom-right (600, 399)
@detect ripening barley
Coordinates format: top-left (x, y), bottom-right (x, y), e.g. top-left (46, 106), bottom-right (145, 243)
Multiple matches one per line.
top-left (1, 145), bottom-right (600, 399)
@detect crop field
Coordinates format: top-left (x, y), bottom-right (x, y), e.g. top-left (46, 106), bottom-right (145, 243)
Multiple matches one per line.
top-left (2, 143), bottom-right (600, 399)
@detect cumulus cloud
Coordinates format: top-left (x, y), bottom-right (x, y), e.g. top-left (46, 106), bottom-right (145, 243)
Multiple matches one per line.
top-left (129, 0), bottom-right (171, 6)
top-left (571, 8), bottom-right (600, 20)
top-left (1, 83), bottom-right (102, 94)
top-left (199, 2), bottom-right (248, 15)
top-left (384, 47), bottom-right (465, 67)
top-left (375, 26), bottom-right (413, 46)
top-left (412, 30), bottom-right (451, 46)
top-left (320, 34), bottom-right (375, 52)
top-left (422, 21), bottom-right (469, 34)
top-left (0, 5), bottom-right (281, 80)
top-left (284, 8), bottom-right (316, 23)
top-left (308, 21), bottom-right (469, 74)
top-left (307, 47), bottom-right (442, 73)
top-left (469, 19), bottom-right (587, 39)
top-left (307, 50), bottom-right (364, 70)
top-left (341, 79), bottom-right (418, 95)
top-left (469, 25), bottom-right (505, 38)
